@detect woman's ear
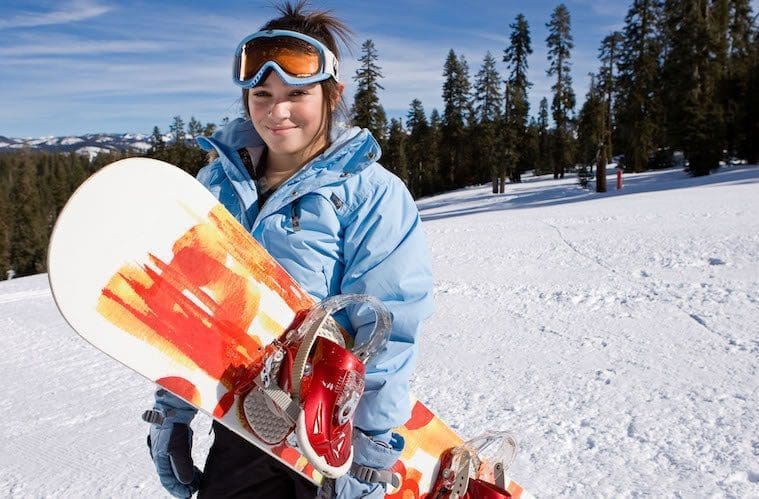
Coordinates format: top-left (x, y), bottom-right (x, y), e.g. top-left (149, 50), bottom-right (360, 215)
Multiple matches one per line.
top-left (332, 82), bottom-right (346, 106)
top-left (243, 88), bottom-right (251, 119)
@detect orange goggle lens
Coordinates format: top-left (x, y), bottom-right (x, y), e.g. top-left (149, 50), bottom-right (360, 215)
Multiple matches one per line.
top-left (238, 37), bottom-right (322, 82)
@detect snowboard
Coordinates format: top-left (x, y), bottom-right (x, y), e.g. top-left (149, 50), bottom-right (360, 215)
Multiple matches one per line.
top-left (48, 158), bottom-right (531, 498)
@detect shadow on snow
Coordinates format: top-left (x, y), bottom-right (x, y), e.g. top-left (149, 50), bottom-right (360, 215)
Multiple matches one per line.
top-left (418, 165), bottom-right (758, 222)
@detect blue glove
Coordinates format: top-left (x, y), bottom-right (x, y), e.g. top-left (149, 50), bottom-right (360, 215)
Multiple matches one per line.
top-left (144, 389), bottom-right (202, 498)
top-left (320, 429), bottom-right (403, 498)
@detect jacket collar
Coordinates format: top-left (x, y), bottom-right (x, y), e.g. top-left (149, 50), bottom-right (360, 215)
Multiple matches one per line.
top-left (196, 118), bottom-right (381, 179)
top-left (195, 118), bottom-right (381, 227)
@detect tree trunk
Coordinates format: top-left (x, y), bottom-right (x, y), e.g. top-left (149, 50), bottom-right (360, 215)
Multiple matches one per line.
top-left (596, 145), bottom-right (607, 193)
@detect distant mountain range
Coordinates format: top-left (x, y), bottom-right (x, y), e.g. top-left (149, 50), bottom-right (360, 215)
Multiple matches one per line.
top-left (0, 132), bottom-right (174, 160)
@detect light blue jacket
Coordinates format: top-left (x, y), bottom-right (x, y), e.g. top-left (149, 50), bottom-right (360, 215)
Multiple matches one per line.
top-left (195, 118), bottom-right (434, 432)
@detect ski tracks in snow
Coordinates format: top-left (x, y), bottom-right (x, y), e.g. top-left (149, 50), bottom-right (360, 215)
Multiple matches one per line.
top-left (530, 209), bottom-right (758, 495)
top-left (0, 288), bottom-right (50, 305)
top-left (541, 216), bottom-right (758, 354)
top-left (0, 274), bottom-right (211, 497)
top-left (420, 170), bottom-right (758, 496)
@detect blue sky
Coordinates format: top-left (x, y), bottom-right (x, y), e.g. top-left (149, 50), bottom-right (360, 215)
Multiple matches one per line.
top-left (1, 0), bottom-right (754, 138)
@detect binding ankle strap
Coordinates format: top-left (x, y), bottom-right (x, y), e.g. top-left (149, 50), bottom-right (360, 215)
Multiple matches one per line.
top-left (350, 463), bottom-right (401, 488)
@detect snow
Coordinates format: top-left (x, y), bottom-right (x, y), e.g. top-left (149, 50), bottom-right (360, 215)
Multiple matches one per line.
top-left (123, 133), bottom-right (148, 141)
top-left (26, 137), bottom-right (51, 146)
top-left (75, 146), bottom-right (112, 160)
top-left (0, 132), bottom-right (154, 154)
top-left (60, 137), bottom-right (84, 146)
top-left (1, 165), bottom-right (757, 497)
top-left (130, 141), bottom-right (152, 152)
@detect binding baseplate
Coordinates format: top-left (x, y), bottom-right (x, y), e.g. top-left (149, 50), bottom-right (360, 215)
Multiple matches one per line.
top-left (432, 431), bottom-right (519, 499)
top-left (241, 294), bottom-right (392, 478)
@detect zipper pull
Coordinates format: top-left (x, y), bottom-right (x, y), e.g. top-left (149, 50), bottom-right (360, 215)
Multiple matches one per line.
top-left (291, 202), bottom-right (301, 232)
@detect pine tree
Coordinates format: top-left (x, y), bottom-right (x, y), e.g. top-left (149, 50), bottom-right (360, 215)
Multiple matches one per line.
top-left (576, 76), bottom-right (606, 165)
top-left (9, 158), bottom-right (46, 276)
top-left (428, 108), bottom-right (443, 194)
top-left (91, 150), bottom-right (128, 173)
top-left (462, 57), bottom-right (481, 186)
top-left (187, 116), bottom-right (203, 139)
top-left (546, 4), bottom-right (576, 179)
top-left (384, 119), bottom-right (409, 185)
top-left (202, 122), bottom-right (217, 137)
top-left (723, 0), bottom-right (754, 160)
top-left (473, 52), bottom-right (502, 122)
top-left (616, 0), bottom-right (664, 173)
top-left (37, 156), bottom-right (54, 222)
top-left (440, 50), bottom-right (472, 189)
top-left (406, 99), bottom-right (431, 197)
top-left (499, 81), bottom-right (515, 188)
top-left (536, 97), bottom-right (552, 175)
top-left (0, 185), bottom-right (9, 276)
top-left (49, 158), bottom-right (70, 222)
top-left (66, 152), bottom-right (87, 190)
top-left (472, 52), bottom-right (503, 184)
top-left (662, 0), bottom-right (723, 175)
top-left (37, 156), bottom-right (56, 254)
top-left (430, 109), bottom-right (442, 141)
top-left (576, 75), bottom-right (607, 189)
top-left (352, 39), bottom-right (388, 144)
top-left (746, 24), bottom-right (759, 163)
top-left (523, 118), bottom-right (541, 176)
top-left (598, 31), bottom-right (623, 157)
top-left (147, 118), bottom-right (207, 175)
top-left (169, 116), bottom-right (186, 145)
top-left (150, 126), bottom-right (165, 154)
top-left (504, 13), bottom-right (533, 182)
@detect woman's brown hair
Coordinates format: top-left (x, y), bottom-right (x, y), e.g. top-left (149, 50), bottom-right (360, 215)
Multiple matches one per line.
top-left (242, 0), bottom-right (353, 141)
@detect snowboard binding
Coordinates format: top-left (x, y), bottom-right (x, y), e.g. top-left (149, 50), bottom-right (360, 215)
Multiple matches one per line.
top-left (241, 294), bottom-right (391, 478)
top-left (432, 432), bottom-right (519, 499)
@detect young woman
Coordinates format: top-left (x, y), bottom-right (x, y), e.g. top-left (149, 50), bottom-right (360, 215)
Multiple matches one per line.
top-left (144, 2), bottom-right (433, 498)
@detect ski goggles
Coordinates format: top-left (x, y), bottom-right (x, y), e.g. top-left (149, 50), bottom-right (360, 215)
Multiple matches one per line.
top-left (233, 29), bottom-right (340, 88)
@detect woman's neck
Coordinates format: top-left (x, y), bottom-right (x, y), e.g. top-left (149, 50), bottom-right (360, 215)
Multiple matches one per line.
top-left (263, 141), bottom-right (328, 191)
top-left (263, 154), bottom-right (300, 190)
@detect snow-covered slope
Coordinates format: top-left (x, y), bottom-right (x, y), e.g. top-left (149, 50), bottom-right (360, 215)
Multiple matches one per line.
top-left (0, 132), bottom-right (156, 157)
top-left (1, 165), bottom-right (757, 497)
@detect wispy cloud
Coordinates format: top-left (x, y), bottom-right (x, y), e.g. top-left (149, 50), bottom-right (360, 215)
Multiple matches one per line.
top-left (0, 39), bottom-right (163, 57)
top-left (446, 29), bottom-right (511, 47)
top-left (0, 0), bottom-right (111, 30)
top-left (571, 0), bottom-right (630, 18)
top-left (0, 56), bottom-right (231, 97)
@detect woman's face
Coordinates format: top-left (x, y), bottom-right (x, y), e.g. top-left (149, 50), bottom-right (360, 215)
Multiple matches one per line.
top-left (248, 71), bottom-right (328, 162)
